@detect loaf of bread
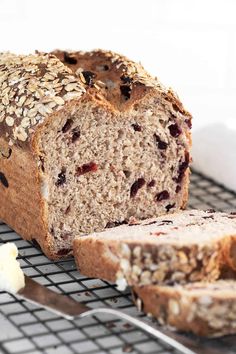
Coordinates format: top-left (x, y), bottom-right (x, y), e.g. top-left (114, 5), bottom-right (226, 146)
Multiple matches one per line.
top-left (74, 209), bottom-right (236, 288)
top-left (133, 280), bottom-right (236, 337)
top-left (0, 50), bottom-right (191, 259)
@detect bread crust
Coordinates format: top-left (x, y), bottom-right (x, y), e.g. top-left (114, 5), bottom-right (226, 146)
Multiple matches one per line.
top-left (74, 237), bottom-right (120, 282)
top-left (0, 50), bottom-right (192, 259)
top-left (0, 136), bottom-right (47, 247)
top-left (133, 281), bottom-right (236, 337)
top-left (0, 50), bottom-right (191, 150)
top-left (53, 49), bottom-right (192, 117)
top-left (74, 210), bottom-right (236, 286)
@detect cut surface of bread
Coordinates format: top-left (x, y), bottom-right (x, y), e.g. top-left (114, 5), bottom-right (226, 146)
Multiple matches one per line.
top-left (133, 280), bottom-right (236, 337)
top-left (0, 50), bottom-right (191, 259)
top-left (74, 209), bottom-right (236, 288)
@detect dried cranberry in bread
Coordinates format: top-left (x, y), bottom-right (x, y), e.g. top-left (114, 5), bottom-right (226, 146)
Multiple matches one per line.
top-left (74, 210), bottom-right (236, 288)
top-left (0, 50), bottom-right (191, 259)
top-left (133, 280), bottom-right (236, 337)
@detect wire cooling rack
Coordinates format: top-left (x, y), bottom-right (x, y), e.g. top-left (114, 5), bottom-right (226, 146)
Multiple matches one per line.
top-left (1, 170), bottom-right (236, 354)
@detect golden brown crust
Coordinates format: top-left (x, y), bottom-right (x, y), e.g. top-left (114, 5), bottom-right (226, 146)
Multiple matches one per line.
top-left (53, 49), bottom-right (192, 117)
top-left (132, 285), bottom-right (211, 337)
top-left (133, 281), bottom-right (236, 337)
top-left (0, 136), bottom-right (49, 252)
top-left (74, 237), bottom-right (120, 282)
top-left (73, 210), bottom-right (236, 287)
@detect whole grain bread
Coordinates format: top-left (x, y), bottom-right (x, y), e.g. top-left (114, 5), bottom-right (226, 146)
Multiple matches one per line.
top-left (0, 50), bottom-right (191, 259)
top-left (74, 209), bottom-right (236, 288)
top-left (133, 280), bottom-right (236, 337)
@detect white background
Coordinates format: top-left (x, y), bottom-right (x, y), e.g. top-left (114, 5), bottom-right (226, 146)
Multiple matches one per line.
top-left (0, 0), bottom-right (236, 187)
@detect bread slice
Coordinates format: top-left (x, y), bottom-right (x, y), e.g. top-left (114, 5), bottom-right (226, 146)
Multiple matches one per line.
top-left (133, 280), bottom-right (236, 337)
top-left (74, 209), bottom-right (236, 288)
top-left (0, 50), bottom-right (191, 259)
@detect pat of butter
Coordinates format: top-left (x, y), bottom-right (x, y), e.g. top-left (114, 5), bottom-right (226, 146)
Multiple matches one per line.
top-left (0, 243), bottom-right (25, 293)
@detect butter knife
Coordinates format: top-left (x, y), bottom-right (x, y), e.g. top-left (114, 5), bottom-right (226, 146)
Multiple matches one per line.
top-left (17, 275), bottom-right (225, 354)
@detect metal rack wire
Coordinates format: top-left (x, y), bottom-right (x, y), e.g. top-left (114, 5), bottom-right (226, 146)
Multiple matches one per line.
top-left (1, 170), bottom-right (236, 354)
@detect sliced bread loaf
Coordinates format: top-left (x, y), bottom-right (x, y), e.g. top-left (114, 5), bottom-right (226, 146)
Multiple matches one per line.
top-left (0, 50), bottom-right (191, 259)
top-left (74, 209), bottom-right (236, 288)
top-left (133, 280), bottom-right (236, 337)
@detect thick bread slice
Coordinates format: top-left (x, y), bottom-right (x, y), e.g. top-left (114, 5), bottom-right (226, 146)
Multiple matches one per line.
top-left (74, 209), bottom-right (236, 288)
top-left (133, 280), bottom-right (236, 337)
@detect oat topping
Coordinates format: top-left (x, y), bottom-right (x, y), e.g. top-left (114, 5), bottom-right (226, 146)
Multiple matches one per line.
top-left (60, 49), bottom-right (174, 93)
top-left (0, 49), bottom-right (191, 147)
top-left (89, 49), bottom-right (166, 89)
top-left (0, 52), bottom-right (85, 144)
top-left (109, 210), bottom-right (236, 288)
top-left (135, 279), bottom-right (236, 337)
